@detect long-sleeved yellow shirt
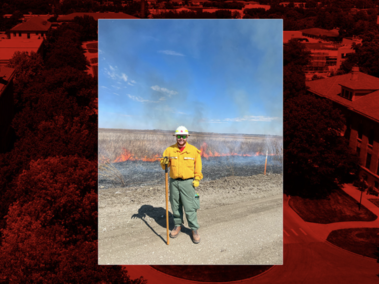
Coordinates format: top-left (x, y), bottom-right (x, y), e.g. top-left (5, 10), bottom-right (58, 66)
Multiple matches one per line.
top-left (161, 143), bottom-right (203, 181)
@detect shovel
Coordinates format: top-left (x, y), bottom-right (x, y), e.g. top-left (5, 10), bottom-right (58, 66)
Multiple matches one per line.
top-left (164, 157), bottom-right (170, 245)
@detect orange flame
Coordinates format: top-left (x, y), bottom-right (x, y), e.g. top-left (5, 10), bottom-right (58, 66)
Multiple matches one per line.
top-left (113, 149), bottom-right (161, 163)
top-left (111, 143), bottom-right (280, 163)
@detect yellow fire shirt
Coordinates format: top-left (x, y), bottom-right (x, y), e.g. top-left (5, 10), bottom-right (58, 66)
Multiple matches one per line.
top-left (161, 143), bottom-right (203, 181)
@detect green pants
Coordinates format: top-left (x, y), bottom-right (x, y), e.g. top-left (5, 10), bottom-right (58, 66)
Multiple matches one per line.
top-left (169, 178), bottom-right (200, 230)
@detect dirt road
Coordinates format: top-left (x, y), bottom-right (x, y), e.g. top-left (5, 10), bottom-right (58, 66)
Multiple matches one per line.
top-left (98, 174), bottom-right (283, 265)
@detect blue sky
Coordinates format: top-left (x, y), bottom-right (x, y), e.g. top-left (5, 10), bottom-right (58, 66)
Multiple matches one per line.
top-left (98, 20), bottom-right (283, 135)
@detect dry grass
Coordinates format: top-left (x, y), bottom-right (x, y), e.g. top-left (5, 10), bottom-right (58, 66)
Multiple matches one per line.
top-left (98, 161), bottom-right (126, 186)
top-left (98, 128), bottom-right (283, 163)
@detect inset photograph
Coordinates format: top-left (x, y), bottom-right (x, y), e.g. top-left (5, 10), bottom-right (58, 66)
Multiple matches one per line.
top-left (98, 19), bottom-right (283, 265)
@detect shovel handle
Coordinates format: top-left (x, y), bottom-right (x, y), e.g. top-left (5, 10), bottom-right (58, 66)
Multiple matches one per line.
top-left (165, 164), bottom-right (169, 245)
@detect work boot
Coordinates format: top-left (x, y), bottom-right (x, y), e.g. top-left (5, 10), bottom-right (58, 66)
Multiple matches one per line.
top-left (169, 225), bottom-right (181, 238)
top-left (192, 230), bottom-right (201, 244)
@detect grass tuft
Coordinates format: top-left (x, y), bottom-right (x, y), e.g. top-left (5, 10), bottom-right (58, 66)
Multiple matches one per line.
top-left (99, 161), bottom-right (126, 187)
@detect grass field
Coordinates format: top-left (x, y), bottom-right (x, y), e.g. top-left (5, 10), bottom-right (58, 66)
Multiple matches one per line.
top-left (98, 128), bottom-right (283, 163)
top-left (327, 228), bottom-right (379, 258)
top-left (289, 189), bottom-right (377, 224)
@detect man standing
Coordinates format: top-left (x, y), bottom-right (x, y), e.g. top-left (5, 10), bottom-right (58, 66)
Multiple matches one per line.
top-left (160, 126), bottom-right (203, 244)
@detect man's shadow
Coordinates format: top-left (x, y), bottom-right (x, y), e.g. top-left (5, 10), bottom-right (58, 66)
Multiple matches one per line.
top-left (131, 205), bottom-right (192, 244)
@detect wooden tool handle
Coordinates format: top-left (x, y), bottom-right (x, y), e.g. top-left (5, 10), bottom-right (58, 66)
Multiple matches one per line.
top-left (165, 165), bottom-right (169, 245)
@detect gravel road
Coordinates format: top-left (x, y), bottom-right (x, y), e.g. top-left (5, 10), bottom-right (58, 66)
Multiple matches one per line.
top-left (98, 173), bottom-right (283, 265)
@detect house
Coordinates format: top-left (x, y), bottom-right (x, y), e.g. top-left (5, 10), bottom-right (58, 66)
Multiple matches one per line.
top-left (284, 31), bottom-right (358, 79)
top-left (284, 28), bottom-right (340, 44)
top-left (302, 42), bottom-right (355, 79)
top-left (8, 17), bottom-right (52, 39)
top-left (306, 67), bottom-right (379, 189)
top-left (279, 2), bottom-right (307, 8)
top-left (301, 28), bottom-right (339, 40)
top-left (82, 41), bottom-right (98, 78)
top-left (0, 66), bottom-right (16, 153)
top-left (242, 3), bottom-right (271, 11)
top-left (56, 12), bottom-right (138, 22)
top-left (0, 38), bottom-right (44, 66)
top-left (279, 2), bottom-right (321, 8)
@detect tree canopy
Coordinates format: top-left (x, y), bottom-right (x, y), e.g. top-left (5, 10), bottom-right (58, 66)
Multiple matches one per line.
top-left (0, 19), bottom-right (144, 283)
top-left (283, 38), bottom-right (359, 197)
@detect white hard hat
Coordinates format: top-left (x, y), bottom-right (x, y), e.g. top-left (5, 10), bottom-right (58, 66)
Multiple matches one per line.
top-left (174, 126), bottom-right (189, 136)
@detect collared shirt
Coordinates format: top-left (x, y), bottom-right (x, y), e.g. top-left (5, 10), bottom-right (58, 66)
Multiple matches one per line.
top-left (161, 142), bottom-right (203, 180)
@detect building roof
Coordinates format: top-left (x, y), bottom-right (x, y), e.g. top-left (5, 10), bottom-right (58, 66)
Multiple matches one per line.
top-left (283, 31), bottom-right (303, 43)
top-left (0, 66), bottom-right (15, 95)
top-left (10, 17), bottom-right (52, 32)
top-left (0, 38), bottom-right (44, 63)
top-left (304, 42), bottom-right (342, 50)
top-left (306, 71), bottom-right (379, 122)
top-left (57, 12), bottom-right (138, 22)
top-left (301, 28), bottom-right (339, 38)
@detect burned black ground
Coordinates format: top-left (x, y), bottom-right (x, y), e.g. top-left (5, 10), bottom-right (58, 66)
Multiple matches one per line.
top-left (99, 156), bottom-right (283, 189)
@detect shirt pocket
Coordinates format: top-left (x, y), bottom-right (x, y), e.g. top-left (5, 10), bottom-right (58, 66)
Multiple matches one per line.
top-left (169, 156), bottom-right (178, 167)
top-left (183, 156), bottom-right (195, 168)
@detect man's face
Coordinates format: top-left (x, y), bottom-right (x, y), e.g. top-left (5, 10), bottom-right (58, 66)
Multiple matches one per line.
top-left (176, 135), bottom-right (187, 147)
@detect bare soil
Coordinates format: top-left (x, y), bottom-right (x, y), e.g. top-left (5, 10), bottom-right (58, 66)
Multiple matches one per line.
top-left (98, 173), bottom-right (283, 265)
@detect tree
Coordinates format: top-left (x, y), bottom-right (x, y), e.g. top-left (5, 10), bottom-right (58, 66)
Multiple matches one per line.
top-left (284, 95), bottom-right (359, 197)
top-left (341, 31), bottom-right (379, 77)
top-left (314, 10), bottom-right (334, 29)
top-left (45, 39), bottom-right (89, 70)
top-left (0, 156), bottom-right (146, 284)
top-left (284, 39), bottom-right (311, 67)
top-left (283, 39), bottom-right (310, 100)
top-left (283, 63), bottom-right (307, 100)
top-left (306, 0), bottom-right (318, 8)
top-left (7, 51), bottom-right (45, 95)
top-left (73, 15), bottom-right (98, 41)
top-left (215, 9), bottom-right (232, 18)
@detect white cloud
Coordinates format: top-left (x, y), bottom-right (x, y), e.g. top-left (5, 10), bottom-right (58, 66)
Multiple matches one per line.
top-left (113, 92), bottom-right (119, 96)
top-left (159, 97), bottom-right (166, 101)
top-left (106, 69), bottom-right (118, 80)
top-left (158, 50), bottom-right (185, 56)
top-left (151, 85), bottom-right (178, 96)
top-left (105, 66), bottom-right (135, 85)
top-left (127, 94), bottom-right (158, 103)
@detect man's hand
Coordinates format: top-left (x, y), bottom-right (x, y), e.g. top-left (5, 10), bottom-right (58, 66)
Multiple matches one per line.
top-left (193, 179), bottom-right (199, 187)
top-left (161, 156), bottom-right (169, 165)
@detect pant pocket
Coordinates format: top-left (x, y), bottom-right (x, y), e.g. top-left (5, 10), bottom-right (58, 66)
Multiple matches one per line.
top-left (194, 193), bottom-right (200, 210)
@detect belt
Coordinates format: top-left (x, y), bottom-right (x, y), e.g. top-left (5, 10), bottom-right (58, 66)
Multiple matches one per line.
top-left (173, 178), bottom-right (194, 181)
